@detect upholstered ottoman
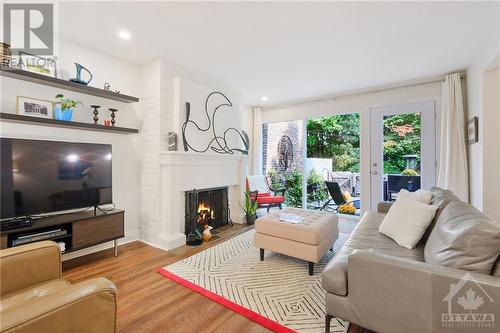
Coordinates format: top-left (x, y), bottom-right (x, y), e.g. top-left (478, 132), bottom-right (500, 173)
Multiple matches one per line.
top-left (254, 207), bottom-right (339, 275)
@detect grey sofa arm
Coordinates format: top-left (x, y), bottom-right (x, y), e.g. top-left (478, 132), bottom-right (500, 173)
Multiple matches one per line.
top-left (347, 250), bottom-right (500, 333)
top-left (377, 201), bottom-right (393, 213)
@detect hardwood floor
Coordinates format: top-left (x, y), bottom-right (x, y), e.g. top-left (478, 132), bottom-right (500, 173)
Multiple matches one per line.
top-left (63, 224), bottom-right (371, 333)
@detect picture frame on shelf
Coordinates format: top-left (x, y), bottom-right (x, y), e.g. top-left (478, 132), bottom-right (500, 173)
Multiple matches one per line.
top-left (467, 116), bottom-right (479, 144)
top-left (17, 51), bottom-right (57, 78)
top-left (16, 96), bottom-right (54, 119)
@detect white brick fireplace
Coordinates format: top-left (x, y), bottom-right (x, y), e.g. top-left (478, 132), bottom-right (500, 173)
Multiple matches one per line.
top-left (138, 65), bottom-right (252, 250)
top-left (156, 151), bottom-right (249, 249)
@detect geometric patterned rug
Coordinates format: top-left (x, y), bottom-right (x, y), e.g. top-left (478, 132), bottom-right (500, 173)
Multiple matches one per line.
top-left (158, 229), bottom-right (349, 333)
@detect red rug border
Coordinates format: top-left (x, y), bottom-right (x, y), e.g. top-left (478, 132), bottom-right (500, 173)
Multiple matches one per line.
top-left (157, 267), bottom-right (297, 333)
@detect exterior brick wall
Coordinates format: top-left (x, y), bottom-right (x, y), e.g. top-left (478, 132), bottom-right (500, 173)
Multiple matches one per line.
top-left (262, 120), bottom-right (303, 183)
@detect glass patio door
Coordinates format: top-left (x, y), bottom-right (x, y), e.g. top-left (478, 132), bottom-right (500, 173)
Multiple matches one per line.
top-left (370, 102), bottom-right (437, 209)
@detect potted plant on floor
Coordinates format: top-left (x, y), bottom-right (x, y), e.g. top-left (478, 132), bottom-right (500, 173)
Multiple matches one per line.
top-left (242, 188), bottom-right (258, 225)
top-left (54, 94), bottom-right (82, 121)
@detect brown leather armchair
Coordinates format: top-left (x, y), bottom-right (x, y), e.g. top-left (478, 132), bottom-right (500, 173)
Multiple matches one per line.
top-left (0, 241), bottom-right (117, 333)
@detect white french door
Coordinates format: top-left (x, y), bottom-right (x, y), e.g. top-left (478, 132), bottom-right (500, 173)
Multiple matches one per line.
top-left (369, 102), bottom-right (437, 209)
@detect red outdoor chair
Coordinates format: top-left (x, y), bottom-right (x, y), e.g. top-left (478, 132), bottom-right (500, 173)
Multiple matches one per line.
top-left (246, 175), bottom-right (286, 212)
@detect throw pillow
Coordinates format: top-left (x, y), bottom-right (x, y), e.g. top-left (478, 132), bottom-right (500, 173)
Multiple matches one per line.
top-left (424, 200), bottom-right (500, 274)
top-left (379, 197), bottom-right (438, 249)
top-left (397, 189), bottom-right (433, 204)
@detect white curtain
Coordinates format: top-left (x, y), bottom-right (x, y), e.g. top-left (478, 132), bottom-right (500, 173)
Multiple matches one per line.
top-left (437, 73), bottom-right (469, 201)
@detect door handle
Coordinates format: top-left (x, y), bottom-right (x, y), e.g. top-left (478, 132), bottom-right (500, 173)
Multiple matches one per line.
top-left (372, 171), bottom-right (378, 175)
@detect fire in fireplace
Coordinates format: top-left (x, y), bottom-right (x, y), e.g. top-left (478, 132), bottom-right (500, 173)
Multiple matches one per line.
top-left (185, 186), bottom-right (229, 245)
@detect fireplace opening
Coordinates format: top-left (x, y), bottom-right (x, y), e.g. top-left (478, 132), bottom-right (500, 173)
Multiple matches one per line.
top-left (185, 186), bottom-right (229, 246)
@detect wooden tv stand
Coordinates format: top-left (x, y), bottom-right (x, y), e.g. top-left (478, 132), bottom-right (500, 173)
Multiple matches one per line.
top-left (0, 209), bottom-right (124, 256)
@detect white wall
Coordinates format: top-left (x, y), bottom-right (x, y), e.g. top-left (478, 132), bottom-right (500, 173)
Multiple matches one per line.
top-left (466, 49), bottom-right (500, 209)
top-left (1, 38), bottom-right (142, 259)
top-left (258, 82), bottom-right (441, 213)
top-left (482, 67), bottom-right (500, 222)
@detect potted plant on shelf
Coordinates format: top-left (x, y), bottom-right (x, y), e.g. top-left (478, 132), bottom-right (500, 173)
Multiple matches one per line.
top-left (54, 94), bottom-right (82, 121)
top-left (242, 188), bottom-right (258, 225)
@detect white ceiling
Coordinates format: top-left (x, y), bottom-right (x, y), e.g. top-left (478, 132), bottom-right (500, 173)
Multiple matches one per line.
top-left (60, 1), bottom-right (500, 106)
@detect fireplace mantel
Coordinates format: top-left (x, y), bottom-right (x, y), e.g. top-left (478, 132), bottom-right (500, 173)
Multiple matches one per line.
top-left (156, 151), bottom-right (249, 250)
top-left (160, 151), bottom-right (244, 166)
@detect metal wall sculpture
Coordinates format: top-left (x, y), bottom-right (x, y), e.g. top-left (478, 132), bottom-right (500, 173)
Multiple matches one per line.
top-left (182, 91), bottom-right (249, 155)
top-left (277, 135), bottom-right (293, 171)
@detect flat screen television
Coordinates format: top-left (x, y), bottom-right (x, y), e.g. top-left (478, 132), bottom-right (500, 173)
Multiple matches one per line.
top-left (1, 138), bottom-right (112, 220)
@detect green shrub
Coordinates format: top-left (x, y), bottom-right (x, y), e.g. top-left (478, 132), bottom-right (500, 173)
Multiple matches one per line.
top-left (401, 168), bottom-right (419, 176)
top-left (284, 170), bottom-right (303, 208)
top-left (307, 168), bottom-right (327, 203)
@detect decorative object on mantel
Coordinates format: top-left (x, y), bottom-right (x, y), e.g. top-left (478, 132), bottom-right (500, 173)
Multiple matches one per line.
top-left (109, 108), bottom-right (118, 126)
top-left (90, 105), bottom-right (100, 124)
top-left (0, 43), bottom-right (11, 66)
top-left (181, 91), bottom-right (250, 155)
top-left (104, 120), bottom-right (111, 127)
top-left (241, 188), bottom-right (258, 225)
top-left (168, 132), bottom-right (178, 151)
top-left (17, 51), bottom-right (57, 78)
top-left (54, 94), bottom-right (82, 121)
top-left (16, 96), bottom-right (53, 119)
top-left (202, 225), bottom-right (213, 242)
top-left (104, 82), bottom-right (120, 93)
top-left (467, 116), bottom-right (479, 144)
top-left (69, 62), bottom-right (93, 85)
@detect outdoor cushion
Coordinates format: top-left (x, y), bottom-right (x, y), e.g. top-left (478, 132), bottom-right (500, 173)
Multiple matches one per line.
top-left (256, 195), bottom-right (285, 204)
top-left (322, 211), bottom-right (424, 296)
top-left (246, 175), bottom-right (270, 194)
top-left (424, 200), bottom-right (500, 274)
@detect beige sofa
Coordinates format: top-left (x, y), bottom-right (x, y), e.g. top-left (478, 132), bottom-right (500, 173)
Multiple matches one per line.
top-left (0, 241), bottom-right (117, 333)
top-left (322, 187), bottom-right (500, 333)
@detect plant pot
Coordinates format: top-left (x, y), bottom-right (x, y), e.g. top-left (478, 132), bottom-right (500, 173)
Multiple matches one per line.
top-left (245, 214), bottom-right (256, 225)
top-left (54, 105), bottom-right (73, 121)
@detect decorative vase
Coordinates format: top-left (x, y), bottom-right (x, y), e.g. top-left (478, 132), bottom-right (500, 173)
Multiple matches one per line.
top-left (69, 62), bottom-right (93, 85)
top-left (246, 214), bottom-right (256, 225)
top-left (202, 225), bottom-right (212, 242)
top-left (54, 105), bottom-right (73, 121)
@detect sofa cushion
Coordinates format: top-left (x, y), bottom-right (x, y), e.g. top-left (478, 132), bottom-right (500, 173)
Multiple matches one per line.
top-left (492, 257), bottom-right (500, 277)
top-left (379, 198), bottom-right (438, 249)
top-left (422, 187), bottom-right (460, 242)
top-left (424, 200), bottom-right (500, 274)
top-left (0, 279), bottom-right (70, 311)
top-left (321, 211), bottom-right (424, 296)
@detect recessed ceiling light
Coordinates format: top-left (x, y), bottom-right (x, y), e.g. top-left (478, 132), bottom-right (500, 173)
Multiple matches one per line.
top-left (261, 96), bottom-right (268, 101)
top-left (118, 30), bottom-right (131, 40)
top-left (66, 154), bottom-right (79, 162)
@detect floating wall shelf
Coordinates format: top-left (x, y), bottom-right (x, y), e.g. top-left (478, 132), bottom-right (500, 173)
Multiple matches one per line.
top-left (0, 67), bottom-right (140, 103)
top-left (0, 113), bottom-right (139, 134)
